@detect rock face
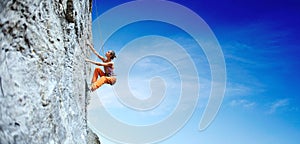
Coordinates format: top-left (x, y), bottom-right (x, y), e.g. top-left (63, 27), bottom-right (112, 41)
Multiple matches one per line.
top-left (0, 0), bottom-right (99, 143)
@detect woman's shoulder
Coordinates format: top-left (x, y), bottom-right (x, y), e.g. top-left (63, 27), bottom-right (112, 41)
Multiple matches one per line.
top-left (104, 60), bottom-right (114, 65)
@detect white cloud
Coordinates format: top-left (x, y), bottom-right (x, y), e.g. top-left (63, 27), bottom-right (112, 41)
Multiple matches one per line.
top-left (229, 99), bottom-right (256, 109)
top-left (225, 82), bottom-right (252, 97)
top-left (267, 99), bottom-right (289, 114)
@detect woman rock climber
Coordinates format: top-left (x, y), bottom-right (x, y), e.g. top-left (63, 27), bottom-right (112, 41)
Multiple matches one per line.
top-left (85, 43), bottom-right (117, 92)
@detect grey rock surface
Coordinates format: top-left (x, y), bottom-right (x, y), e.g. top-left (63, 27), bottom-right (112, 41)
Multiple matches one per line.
top-left (87, 127), bottom-right (101, 144)
top-left (0, 0), bottom-right (99, 143)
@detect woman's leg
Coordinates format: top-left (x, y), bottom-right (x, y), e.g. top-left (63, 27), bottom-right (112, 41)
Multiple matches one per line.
top-left (91, 68), bottom-right (105, 83)
top-left (91, 76), bottom-right (109, 91)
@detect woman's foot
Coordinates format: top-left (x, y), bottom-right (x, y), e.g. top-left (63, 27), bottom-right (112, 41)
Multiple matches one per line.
top-left (90, 83), bottom-right (96, 92)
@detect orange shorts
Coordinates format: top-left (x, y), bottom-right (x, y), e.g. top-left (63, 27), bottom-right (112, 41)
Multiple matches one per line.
top-left (91, 68), bottom-right (116, 91)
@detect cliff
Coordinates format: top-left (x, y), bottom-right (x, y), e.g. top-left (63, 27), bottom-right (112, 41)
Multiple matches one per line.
top-left (0, 0), bottom-right (99, 143)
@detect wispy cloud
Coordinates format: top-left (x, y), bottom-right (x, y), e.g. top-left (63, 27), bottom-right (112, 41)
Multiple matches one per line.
top-left (267, 99), bottom-right (290, 114)
top-left (221, 21), bottom-right (288, 67)
top-left (225, 82), bottom-right (252, 97)
top-left (229, 99), bottom-right (256, 109)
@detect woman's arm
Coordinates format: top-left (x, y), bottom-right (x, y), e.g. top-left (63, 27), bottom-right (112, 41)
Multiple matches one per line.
top-left (87, 43), bottom-right (105, 62)
top-left (85, 59), bottom-right (112, 67)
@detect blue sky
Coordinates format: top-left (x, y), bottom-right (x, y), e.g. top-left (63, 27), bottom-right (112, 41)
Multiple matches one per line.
top-left (87, 0), bottom-right (300, 144)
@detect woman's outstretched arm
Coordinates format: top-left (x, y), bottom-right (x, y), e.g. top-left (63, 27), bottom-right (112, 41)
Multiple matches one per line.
top-left (85, 59), bottom-right (112, 67)
top-left (87, 43), bottom-right (105, 62)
